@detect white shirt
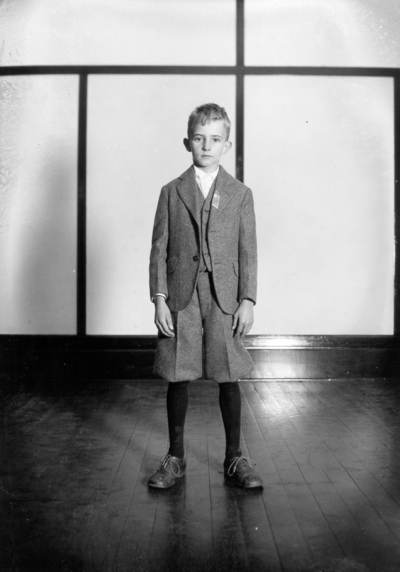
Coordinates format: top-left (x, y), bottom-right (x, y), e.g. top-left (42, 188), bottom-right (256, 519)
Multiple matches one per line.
top-left (193, 165), bottom-right (219, 198)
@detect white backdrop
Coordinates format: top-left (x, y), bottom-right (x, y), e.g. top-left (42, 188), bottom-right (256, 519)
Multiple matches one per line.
top-left (245, 76), bottom-right (394, 334)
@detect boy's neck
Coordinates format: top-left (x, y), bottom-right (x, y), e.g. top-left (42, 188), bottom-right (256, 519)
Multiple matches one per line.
top-left (193, 163), bottom-right (220, 174)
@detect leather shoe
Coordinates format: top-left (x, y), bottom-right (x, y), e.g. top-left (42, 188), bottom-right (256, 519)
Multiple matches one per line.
top-left (148, 454), bottom-right (186, 489)
top-left (224, 456), bottom-right (263, 489)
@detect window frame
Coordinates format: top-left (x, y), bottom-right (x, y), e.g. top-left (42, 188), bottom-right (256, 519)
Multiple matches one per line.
top-left (0, 0), bottom-right (399, 381)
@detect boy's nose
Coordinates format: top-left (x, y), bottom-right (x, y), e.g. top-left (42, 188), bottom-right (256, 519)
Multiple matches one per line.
top-left (202, 138), bottom-right (211, 151)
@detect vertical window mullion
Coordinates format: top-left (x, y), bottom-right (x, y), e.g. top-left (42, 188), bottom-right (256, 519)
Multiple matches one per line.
top-left (77, 73), bottom-right (88, 336)
top-left (236, 0), bottom-right (245, 182)
top-left (394, 74), bottom-right (400, 334)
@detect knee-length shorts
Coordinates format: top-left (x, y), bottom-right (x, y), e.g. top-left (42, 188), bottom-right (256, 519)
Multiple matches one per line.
top-left (154, 271), bottom-right (254, 383)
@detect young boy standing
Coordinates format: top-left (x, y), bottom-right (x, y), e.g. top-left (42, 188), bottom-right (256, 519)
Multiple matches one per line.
top-left (148, 103), bottom-right (262, 489)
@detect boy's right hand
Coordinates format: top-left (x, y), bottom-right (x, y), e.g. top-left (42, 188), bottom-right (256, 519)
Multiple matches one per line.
top-left (154, 296), bottom-right (175, 337)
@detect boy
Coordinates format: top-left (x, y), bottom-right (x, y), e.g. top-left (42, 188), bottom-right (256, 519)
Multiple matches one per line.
top-left (148, 103), bottom-right (262, 489)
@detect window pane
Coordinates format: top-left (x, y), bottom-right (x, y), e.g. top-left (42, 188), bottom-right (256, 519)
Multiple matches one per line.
top-left (0, 0), bottom-right (235, 67)
top-left (87, 75), bottom-right (236, 335)
top-left (0, 75), bottom-right (78, 334)
top-left (245, 76), bottom-right (394, 335)
top-left (246, 0), bottom-right (400, 67)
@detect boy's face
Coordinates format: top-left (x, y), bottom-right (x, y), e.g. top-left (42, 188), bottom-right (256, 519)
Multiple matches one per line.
top-left (183, 120), bottom-right (232, 173)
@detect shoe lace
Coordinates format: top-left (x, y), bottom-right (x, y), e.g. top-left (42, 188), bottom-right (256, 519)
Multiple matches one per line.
top-left (227, 456), bottom-right (255, 477)
top-left (160, 454), bottom-right (182, 477)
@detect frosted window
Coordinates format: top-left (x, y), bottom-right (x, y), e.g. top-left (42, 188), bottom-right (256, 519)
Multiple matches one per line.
top-left (245, 76), bottom-right (394, 335)
top-left (246, 0), bottom-right (400, 67)
top-left (0, 75), bottom-right (79, 334)
top-left (87, 75), bottom-right (235, 335)
top-left (0, 0), bottom-right (235, 67)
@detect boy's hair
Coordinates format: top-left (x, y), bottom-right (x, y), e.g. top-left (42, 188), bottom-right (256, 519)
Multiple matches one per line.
top-left (187, 103), bottom-right (231, 140)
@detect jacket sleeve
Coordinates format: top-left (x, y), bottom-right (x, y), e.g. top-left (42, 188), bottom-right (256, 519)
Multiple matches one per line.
top-left (149, 187), bottom-right (169, 301)
top-left (238, 188), bottom-right (257, 305)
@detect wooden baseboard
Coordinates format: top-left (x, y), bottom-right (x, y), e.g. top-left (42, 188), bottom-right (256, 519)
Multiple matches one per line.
top-left (245, 335), bottom-right (400, 379)
top-left (1, 335), bottom-right (399, 387)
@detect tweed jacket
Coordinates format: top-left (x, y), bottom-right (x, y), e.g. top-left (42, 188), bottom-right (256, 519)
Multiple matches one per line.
top-left (149, 165), bottom-right (257, 315)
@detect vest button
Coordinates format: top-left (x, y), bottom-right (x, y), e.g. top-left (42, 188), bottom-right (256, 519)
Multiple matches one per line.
top-left (193, 255), bottom-right (199, 261)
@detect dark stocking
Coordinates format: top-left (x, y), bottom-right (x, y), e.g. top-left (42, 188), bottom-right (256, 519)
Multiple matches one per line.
top-left (219, 381), bottom-right (242, 461)
top-left (167, 381), bottom-right (189, 458)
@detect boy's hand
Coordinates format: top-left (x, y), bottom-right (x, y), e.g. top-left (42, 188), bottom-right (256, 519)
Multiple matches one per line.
top-left (154, 296), bottom-right (175, 337)
top-left (232, 299), bottom-right (254, 338)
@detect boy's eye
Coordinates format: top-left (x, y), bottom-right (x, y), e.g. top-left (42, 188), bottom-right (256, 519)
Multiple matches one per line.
top-left (213, 138), bottom-right (220, 143)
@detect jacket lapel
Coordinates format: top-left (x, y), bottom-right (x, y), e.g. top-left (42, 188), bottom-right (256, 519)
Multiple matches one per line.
top-left (177, 167), bottom-right (200, 227)
top-left (214, 166), bottom-right (236, 212)
top-left (208, 166), bottom-right (236, 229)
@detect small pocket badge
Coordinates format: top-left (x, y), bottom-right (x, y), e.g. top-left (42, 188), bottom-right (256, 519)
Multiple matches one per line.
top-left (212, 190), bottom-right (220, 209)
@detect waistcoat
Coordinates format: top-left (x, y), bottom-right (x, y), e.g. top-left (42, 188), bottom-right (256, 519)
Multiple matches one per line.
top-left (197, 178), bottom-right (217, 272)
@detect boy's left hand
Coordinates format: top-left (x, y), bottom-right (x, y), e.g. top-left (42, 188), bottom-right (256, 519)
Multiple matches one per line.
top-left (232, 299), bottom-right (254, 338)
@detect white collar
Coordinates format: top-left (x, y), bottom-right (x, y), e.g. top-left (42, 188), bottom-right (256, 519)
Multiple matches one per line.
top-left (193, 165), bottom-right (219, 181)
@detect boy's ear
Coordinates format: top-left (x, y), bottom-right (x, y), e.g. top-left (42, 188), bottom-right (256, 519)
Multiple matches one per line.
top-left (183, 138), bottom-right (191, 152)
top-left (222, 140), bottom-right (232, 154)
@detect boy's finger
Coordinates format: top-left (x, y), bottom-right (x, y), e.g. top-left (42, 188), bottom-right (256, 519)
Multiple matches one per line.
top-left (157, 320), bottom-right (174, 337)
top-left (243, 322), bottom-right (252, 337)
top-left (235, 321), bottom-right (244, 338)
top-left (163, 322), bottom-right (175, 337)
top-left (162, 328), bottom-right (175, 338)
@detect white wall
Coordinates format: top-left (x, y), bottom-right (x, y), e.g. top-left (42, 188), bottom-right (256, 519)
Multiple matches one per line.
top-left (246, 76), bottom-right (394, 334)
top-left (0, 75), bottom-right (78, 334)
top-left (0, 0), bottom-right (236, 66)
top-left (246, 0), bottom-right (400, 67)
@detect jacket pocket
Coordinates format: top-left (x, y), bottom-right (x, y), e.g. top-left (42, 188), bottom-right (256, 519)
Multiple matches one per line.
top-left (167, 256), bottom-right (179, 274)
top-left (233, 261), bottom-right (239, 277)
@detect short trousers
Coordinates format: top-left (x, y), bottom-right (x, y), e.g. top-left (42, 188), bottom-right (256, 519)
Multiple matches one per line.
top-left (154, 271), bottom-right (254, 383)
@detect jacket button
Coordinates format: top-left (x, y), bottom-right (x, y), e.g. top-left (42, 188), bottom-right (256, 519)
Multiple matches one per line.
top-left (193, 255), bottom-right (199, 261)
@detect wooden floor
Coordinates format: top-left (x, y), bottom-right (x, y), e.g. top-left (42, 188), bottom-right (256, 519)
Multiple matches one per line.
top-left (1, 378), bottom-right (400, 572)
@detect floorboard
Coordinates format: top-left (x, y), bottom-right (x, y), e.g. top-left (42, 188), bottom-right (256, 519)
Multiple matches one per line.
top-left (1, 378), bottom-right (400, 572)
